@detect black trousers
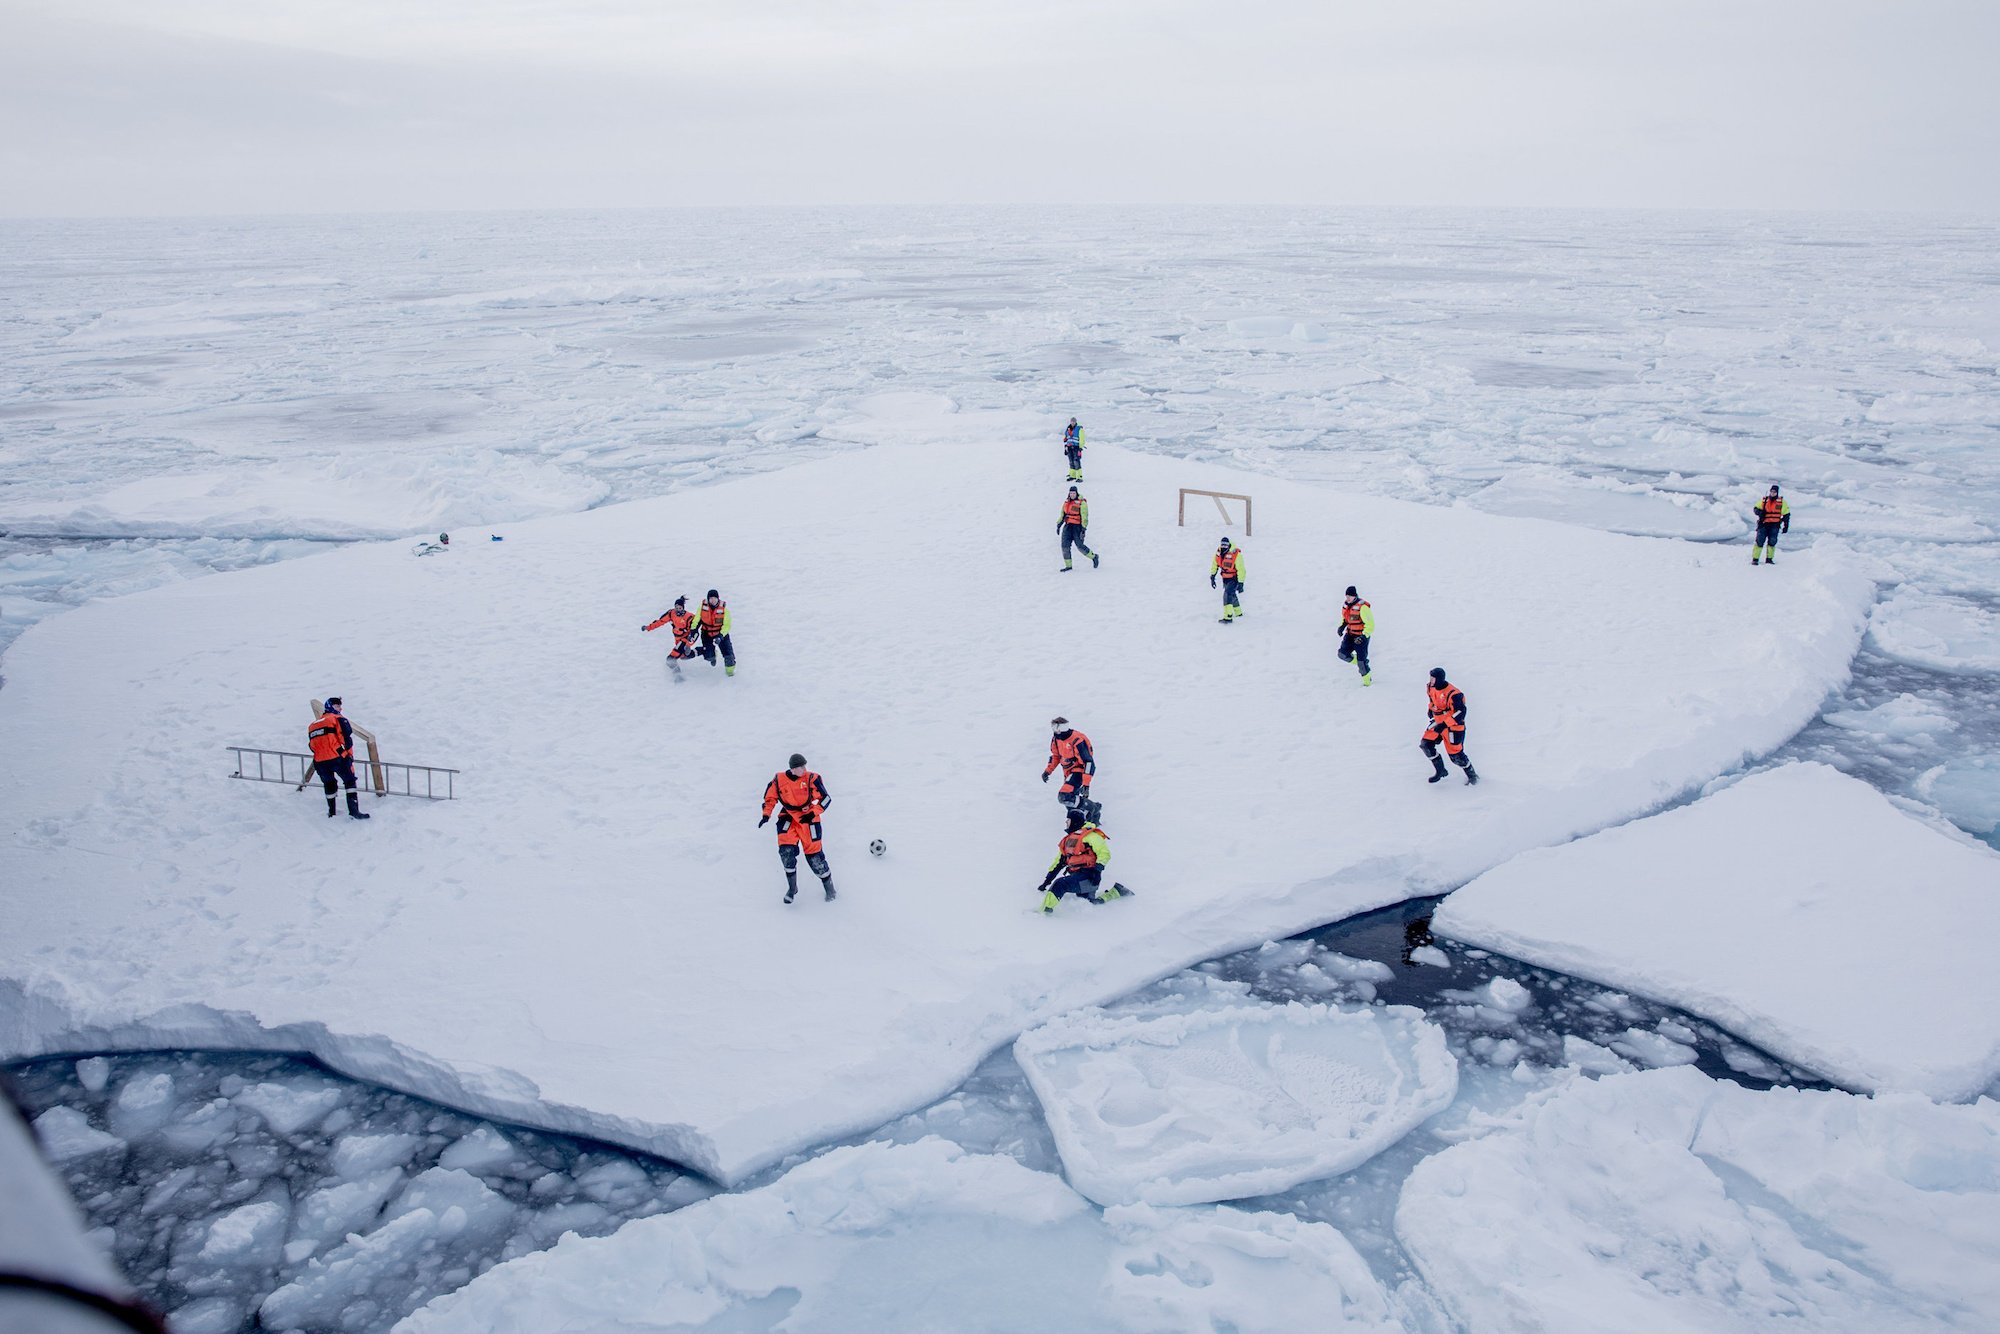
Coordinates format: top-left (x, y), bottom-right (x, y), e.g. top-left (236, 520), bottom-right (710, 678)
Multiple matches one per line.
top-left (1049, 867), bottom-right (1103, 901)
top-left (1756, 521), bottom-right (1783, 550)
top-left (698, 631), bottom-right (736, 667)
top-left (1061, 524), bottom-right (1093, 561)
top-left (314, 757), bottom-right (363, 813)
top-left (1338, 631), bottom-right (1370, 675)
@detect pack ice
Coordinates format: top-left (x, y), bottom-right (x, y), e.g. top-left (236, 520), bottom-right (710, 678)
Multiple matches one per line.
top-left (395, 1137), bottom-right (1403, 1334)
top-left (1433, 762), bottom-right (2000, 1099)
top-left (1014, 1002), bottom-right (1457, 1206)
top-left (1396, 1066), bottom-right (2000, 1332)
top-left (0, 397), bottom-right (1872, 1183)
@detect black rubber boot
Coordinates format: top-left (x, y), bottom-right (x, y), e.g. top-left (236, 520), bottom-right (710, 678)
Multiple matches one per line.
top-left (1464, 767), bottom-right (1480, 786)
top-left (347, 794), bottom-right (371, 820)
top-left (784, 872), bottom-right (798, 904)
top-left (326, 798), bottom-right (338, 817)
top-left (1428, 760), bottom-right (1448, 784)
top-left (822, 879), bottom-right (837, 902)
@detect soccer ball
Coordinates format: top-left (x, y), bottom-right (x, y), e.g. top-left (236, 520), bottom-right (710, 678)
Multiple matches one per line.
top-left (868, 838), bottom-right (886, 858)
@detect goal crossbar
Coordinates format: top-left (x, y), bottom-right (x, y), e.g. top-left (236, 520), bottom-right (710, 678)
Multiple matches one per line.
top-left (1177, 488), bottom-right (1254, 536)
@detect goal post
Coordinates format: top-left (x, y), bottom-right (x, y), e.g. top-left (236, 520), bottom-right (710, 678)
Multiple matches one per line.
top-left (1177, 487), bottom-right (1254, 536)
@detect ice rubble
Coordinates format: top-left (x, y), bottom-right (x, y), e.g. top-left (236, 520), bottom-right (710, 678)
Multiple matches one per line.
top-left (1396, 1066), bottom-right (2000, 1333)
top-left (1433, 763), bottom-right (2000, 1099)
top-left (397, 1137), bottom-right (1403, 1334)
top-left (1013, 1002), bottom-right (1457, 1206)
top-left (0, 396), bottom-right (1873, 1183)
top-left (15, 1051), bottom-right (711, 1334)
top-left (1868, 587), bottom-right (2000, 673)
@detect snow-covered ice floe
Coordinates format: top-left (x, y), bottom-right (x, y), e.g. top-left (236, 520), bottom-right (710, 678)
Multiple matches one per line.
top-left (0, 396), bottom-right (1872, 1183)
top-left (1014, 1002), bottom-right (1456, 1206)
top-left (1433, 762), bottom-right (2000, 1099)
top-left (1466, 472), bottom-right (1746, 541)
top-left (1396, 1066), bottom-right (2000, 1332)
top-left (396, 1137), bottom-right (1402, 1334)
top-left (1868, 587), bottom-right (2000, 674)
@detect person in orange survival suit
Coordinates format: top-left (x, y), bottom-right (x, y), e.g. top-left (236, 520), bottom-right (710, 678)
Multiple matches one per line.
top-left (307, 696), bottom-right (371, 820)
top-left (1420, 667), bottom-right (1479, 786)
top-left (760, 753), bottom-right (836, 904)
top-left (1042, 716), bottom-right (1100, 822)
top-left (641, 595), bottom-right (699, 682)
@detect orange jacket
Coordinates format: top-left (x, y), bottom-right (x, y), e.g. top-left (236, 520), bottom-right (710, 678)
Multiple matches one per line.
top-left (762, 769), bottom-right (830, 820)
top-left (1428, 682), bottom-right (1466, 727)
top-left (308, 711), bottom-right (351, 763)
top-left (1043, 729), bottom-right (1096, 778)
top-left (644, 607), bottom-right (696, 642)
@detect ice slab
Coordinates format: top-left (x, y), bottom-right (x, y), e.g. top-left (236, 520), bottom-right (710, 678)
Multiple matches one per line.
top-left (1434, 763), bottom-right (2000, 1099)
top-left (1014, 1001), bottom-right (1457, 1206)
top-left (1869, 588), bottom-right (2000, 674)
top-left (0, 398), bottom-right (1873, 1182)
top-left (396, 1137), bottom-right (1400, 1334)
top-left (0, 451), bottom-right (608, 542)
top-left (1396, 1066), bottom-right (2000, 1332)
top-left (1467, 473), bottom-right (1746, 540)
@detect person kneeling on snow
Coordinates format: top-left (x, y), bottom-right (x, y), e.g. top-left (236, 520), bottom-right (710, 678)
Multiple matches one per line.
top-left (1036, 809), bottom-right (1127, 913)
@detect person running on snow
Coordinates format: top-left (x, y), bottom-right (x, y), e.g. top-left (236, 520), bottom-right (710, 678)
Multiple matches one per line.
top-left (1752, 485), bottom-right (1791, 565)
top-left (1042, 716), bottom-right (1100, 821)
top-left (1420, 667), bottom-right (1479, 786)
top-left (1210, 538), bottom-right (1245, 622)
top-left (1035, 808), bottom-right (1129, 913)
top-left (1338, 585), bottom-right (1374, 685)
top-left (759, 753), bottom-right (837, 903)
top-left (695, 589), bottom-right (736, 676)
top-left (307, 697), bottom-right (371, 820)
top-left (641, 595), bottom-right (699, 681)
top-left (1058, 486), bottom-right (1100, 572)
top-left (1063, 417), bottom-right (1086, 482)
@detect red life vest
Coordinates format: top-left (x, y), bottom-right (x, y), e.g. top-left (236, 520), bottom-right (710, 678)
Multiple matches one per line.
top-left (667, 608), bottom-right (694, 642)
top-left (1428, 683), bottom-right (1461, 724)
top-left (1062, 498), bottom-right (1086, 526)
top-left (700, 601), bottom-right (727, 634)
top-left (1215, 548), bottom-right (1240, 579)
top-left (1050, 729), bottom-right (1092, 774)
top-left (1060, 826), bottom-right (1104, 869)
top-left (1342, 600), bottom-right (1370, 635)
top-left (1759, 496), bottom-right (1786, 524)
top-left (308, 711), bottom-right (348, 762)
top-left (768, 770), bottom-right (822, 815)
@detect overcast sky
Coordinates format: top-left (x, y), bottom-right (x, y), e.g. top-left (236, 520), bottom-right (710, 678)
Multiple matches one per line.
top-left (3, 0), bottom-right (1996, 216)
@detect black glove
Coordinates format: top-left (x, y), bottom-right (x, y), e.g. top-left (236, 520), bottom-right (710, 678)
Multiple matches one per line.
top-left (758, 814), bottom-right (770, 827)
top-left (1210, 575), bottom-right (1217, 588)
top-left (1041, 771), bottom-right (1051, 784)
top-left (1781, 517), bottom-right (1790, 533)
top-left (1237, 584), bottom-right (1246, 593)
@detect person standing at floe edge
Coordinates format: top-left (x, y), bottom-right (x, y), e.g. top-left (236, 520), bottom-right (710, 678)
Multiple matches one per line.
top-left (1338, 585), bottom-right (1374, 685)
top-left (695, 589), bottom-right (736, 677)
top-left (1063, 417), bottom-right (1085, 482)
top-left (1420, 667), bottom-right (1478, 786)
top-left (1058, 486), bottom-right (1100, 572)
top-left (760, 753), bottom-right (836, 904)
top-left (307, 697), bottom-right (371, 820)
top-left (1210, 537), bottom-right (1245, 623)
top-left (1752, 485), bottom-right (1790, 566)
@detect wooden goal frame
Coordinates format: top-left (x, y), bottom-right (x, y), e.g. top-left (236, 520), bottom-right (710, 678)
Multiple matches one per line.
top-left (298, 697), bottom-right (389, 795)
top-left (1177, 487), bottom-right (1254, 536)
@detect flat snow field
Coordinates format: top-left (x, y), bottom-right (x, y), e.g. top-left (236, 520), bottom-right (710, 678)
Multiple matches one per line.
top-left (0, 396), bottom-right (1872, 1183)
top-left (1432, 761), bottom-right (2000, 1100)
